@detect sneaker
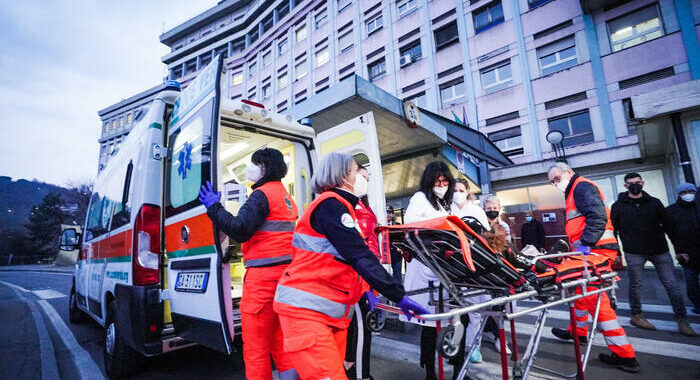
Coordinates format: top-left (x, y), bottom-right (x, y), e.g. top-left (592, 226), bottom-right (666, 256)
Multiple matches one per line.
top-left (677, 318), bottom-right (697, 337)
top-left (494, 339), bottom-right (512, 355)
top-left (551, 327), bottom-right (588, 344)
top-left (345, 364), bottom-right (356, 379)
top-left (630, 313), bottom-right (656, 330)
top-left (469, 347), bottom-right (483, 363)
top-left (598, 353), bottom-right (640, 373)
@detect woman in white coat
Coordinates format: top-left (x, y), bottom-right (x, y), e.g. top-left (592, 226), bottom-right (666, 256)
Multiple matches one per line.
top-left (403, 161), bottom-right (453, 380)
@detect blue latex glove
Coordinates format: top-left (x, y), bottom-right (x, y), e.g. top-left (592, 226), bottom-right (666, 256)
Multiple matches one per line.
top-left (198, 181), bottom-right (221, 209)
top-left (365, 291), bottom-right (379, 311)
top-left (576, 245), bottom-right (591, 255)
top-left (396, 295), bottom-right (429, 321)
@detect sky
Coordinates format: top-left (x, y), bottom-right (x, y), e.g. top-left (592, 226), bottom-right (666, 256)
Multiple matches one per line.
top-left (0, 0), bottom-right (218, 186)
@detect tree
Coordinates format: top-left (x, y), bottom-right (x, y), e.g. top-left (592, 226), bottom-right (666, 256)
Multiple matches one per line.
top-left (25, 193), bottom-right (66, 256)
top-left (63, 178), bottom-right (93, 224)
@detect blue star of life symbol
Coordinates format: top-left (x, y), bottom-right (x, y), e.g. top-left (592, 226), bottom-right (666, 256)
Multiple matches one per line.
top-left (177, 142), bottom-right (192, 179)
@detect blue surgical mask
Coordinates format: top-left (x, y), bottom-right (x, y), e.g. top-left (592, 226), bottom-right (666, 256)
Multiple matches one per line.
top-left (525, 216), bottom-right (533, 222)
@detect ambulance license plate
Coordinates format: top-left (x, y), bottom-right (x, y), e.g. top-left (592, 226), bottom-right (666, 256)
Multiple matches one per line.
top-left (175, 272), bottom-right (209, 293)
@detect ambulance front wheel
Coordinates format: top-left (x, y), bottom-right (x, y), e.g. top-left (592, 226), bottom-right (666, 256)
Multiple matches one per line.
top-left (104, 302), bottom-right (144, 379)
top-left (68, 284), bottom-right (87, 324)
top-left (437, 325), bottom-right (461, 360)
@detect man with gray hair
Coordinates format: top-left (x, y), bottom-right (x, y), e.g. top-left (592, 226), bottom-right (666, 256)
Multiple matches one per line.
top-left (483, 194), bottom-right (511, 241)
top-left (547, 163), bottom-right (639, 372)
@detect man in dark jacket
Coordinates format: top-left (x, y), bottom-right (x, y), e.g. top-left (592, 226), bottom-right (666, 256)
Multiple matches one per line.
top-left (610, 173), bottom-right (695, 336)
top-left (666, 183), bottom-right (700, 315)
top-left (520, 211), bottom-right (546, 251)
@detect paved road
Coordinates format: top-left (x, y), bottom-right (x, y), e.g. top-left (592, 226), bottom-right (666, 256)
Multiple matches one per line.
top-left (0, 268), bottom-right (698, 380)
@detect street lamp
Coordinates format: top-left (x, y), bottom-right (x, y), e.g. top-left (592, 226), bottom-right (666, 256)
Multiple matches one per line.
top-left (546, 130), bottom-right (567, 163)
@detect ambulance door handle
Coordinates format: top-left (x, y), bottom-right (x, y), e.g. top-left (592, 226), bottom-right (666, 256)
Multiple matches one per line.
top-left (180, 225), bottom-right (190, 243)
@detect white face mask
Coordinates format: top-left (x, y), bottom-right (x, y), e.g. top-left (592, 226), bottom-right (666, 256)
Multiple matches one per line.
top-left (680, 193), bottom-right (696, 202)
top-left (433, 186), bottom-right (448, 199)
top-left (453, 192), bottom-right (467, 205)
top-left (555, 175), bottom-right (570, 193)
top-left (245, 164), bottom-right (262, 183)
top-left (352, 173), bottom-right (368, 198)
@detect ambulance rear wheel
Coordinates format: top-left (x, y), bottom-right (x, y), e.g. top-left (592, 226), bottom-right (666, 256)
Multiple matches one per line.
top-left (68, 285), bottom-right (87, 324)
top-left (437, 325), bottom-right (460, 360)
top-left (104, 302), bottom-right (144, 379)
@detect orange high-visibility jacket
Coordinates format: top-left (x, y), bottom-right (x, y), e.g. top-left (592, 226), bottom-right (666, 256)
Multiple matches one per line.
top-left (565, 176), bottom-right (618, 252)
top-left (274, 191), bottom-right (364, 328)
top-left (241, 181), bottom-right (298, 268)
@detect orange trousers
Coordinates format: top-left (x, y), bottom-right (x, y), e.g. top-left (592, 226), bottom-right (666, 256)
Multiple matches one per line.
top-left (278, 315), bottom-right (348, 380)
top-left (568, 286), bottom-right (635, 358)
top-left (240, 266), bottom-right (297, 380)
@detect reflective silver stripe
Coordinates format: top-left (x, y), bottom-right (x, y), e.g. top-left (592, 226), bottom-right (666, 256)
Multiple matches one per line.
top-left (567, 209), bottom-right (583, 220)
top-left (278, 368), bottom-right (299, 380)
top-left (275, 284), bottom-right (349, 319)
top-left (292, 233), bottom-right (343, 261)
top-left (598, 229), bottom-right (616, 241)
top-left (575, 309), bottom-right (588, 317)
top-left (598, 319), bottom-right (622, 331)
top-left (244, 254), bottom-right (292, 268)
top-left (576, 320), bottom-right (588, 328)
top-left (603, 334), bottom-right (630, 347)
top-left (259, 220), bottom-right (296, 232)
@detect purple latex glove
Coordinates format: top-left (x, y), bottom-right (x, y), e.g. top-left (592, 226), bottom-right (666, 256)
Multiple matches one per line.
top-left (576, 245), bottom-right (591, 255)
top-left (396, 295), bottom-right (429, 321)
top-left (198, 181), bottom-right (221, 209)
top-left (365, 291), bottom-right (379, 311)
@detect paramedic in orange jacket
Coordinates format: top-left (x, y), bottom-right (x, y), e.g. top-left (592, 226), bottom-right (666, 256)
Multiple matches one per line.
top-left (547, 162), bottom-right (639, 373)
top-left (199, 148), bottom-right (298, 380)
top-left (273, 152), bottom-right (428, 380)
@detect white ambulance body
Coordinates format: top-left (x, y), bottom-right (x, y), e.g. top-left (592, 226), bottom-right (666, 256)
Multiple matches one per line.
top-left (70, 56), bottom-right (386, 378)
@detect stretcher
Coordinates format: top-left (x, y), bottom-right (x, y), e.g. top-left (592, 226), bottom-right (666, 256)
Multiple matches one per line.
top-left (374, 216), bottom-right (619, 380)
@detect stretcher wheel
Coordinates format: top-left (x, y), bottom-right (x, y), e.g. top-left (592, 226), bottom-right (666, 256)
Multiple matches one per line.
top-left (366, 310), bottom-right (386, 333)
top-left (437, 325), bottom-right (460, 360)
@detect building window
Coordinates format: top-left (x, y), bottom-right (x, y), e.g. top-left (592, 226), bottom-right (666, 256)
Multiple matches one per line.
top-left (338, 31), bottom-right (354, 51)
top-left (295, 24), bottom-right (307, 43)
top-left (440, 79), bottom-right (465, 108)
top-left (262, 51), bottom-right (272, 67)
top-left (548, 110), bottom-right (594, 147)
top-left (434, 21), bottom-right (459, 51)
top-left (248, 61), bottom-right (257, 78)
top-left (473, 1), bottom-right (504, 33)
top-left (103, 122), bottom-right (109, 133)
top-left (368, 58), bottom-right (386, 81)
top-left (405, 91), bottom-right (427, 108)
top-left (295, 60), bottom-right (308, 80)
top-left (400, 41), bottom-right (422, 64)
top-left (338, 0), bottom-right (353, 13)
top-left (366, 14), bottom-right (383, 35)
top-left (126, 113), bottom-right (132, 124)
top-left (481, 60), bottom-right (512, 93)
top-left (315, 47), bottom-right (329, 67)
top-left (397, 0), bottom-right (418, 18)
top-left (528, 0), bottom-right (553, 9)
top-left (607, 4), bottom-right (663, 52)
top-left (111, 120), bottom-right (116, 130)
top-left (119, 117), bottom-right (125, 127)
top-left (232, 72), bottom-right (243, 85)
top-left (488, 127), bottom-right (523, 156)
top-left (278, 72), bottom-right (289, 88)
top-left (262, 84), bottom-right (271, 99)
top-left (537, 36), bottom-right (577, 76)
top-left (250, 29), bottom-right (259, 44)
top-left (278, 39), bottom-right (288, 55)
top-left (315, 8), bottom-right (328, 29)
top-left (262, 17), bottom-right (273, 34)
top-left (278, 3), bottom-right (290, 19)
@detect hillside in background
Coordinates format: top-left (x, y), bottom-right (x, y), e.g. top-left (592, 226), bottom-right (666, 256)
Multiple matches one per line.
top-left (0, 176), bottom-right (75, 235)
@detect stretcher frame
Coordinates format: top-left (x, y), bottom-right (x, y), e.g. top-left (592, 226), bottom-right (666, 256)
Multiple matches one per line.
top-left (375, 229), bottom-right (619, 380)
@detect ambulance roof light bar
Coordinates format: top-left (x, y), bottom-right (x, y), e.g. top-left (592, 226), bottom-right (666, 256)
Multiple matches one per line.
top-left (241, 99), bottom-right (265, 109)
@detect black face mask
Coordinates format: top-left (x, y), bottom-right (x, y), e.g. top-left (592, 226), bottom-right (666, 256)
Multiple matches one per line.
top-left (628, 183), bottom-right (643, 195)
top-left (486, 210), bottom-right (500, 220)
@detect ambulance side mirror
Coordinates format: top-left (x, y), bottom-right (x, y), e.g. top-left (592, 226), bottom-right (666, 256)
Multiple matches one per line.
top-left (59, 228), bottom-right (81, 251)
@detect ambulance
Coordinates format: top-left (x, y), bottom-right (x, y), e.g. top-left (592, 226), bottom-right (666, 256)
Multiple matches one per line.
top-left (70, 55), bottom-right (387, 378)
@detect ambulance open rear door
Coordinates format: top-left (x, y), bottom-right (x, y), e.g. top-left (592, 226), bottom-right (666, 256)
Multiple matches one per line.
top-left (163, 55), bottom-right (234, 353)
top-left (314, 112), bottom-right (386, 224)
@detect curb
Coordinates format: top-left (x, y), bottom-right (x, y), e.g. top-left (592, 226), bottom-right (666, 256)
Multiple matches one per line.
top-left (0, 267), bottom-right (73, 274)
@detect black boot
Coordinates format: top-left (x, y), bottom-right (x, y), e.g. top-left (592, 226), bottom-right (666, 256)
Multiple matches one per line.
top-left (551, 327), bottom-right (588, 343)
top-left (598, 353), bottom-right (640, 373)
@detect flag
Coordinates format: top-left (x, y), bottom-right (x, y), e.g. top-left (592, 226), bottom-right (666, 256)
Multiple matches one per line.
top-left (451, 111), bottom-right (462, 125)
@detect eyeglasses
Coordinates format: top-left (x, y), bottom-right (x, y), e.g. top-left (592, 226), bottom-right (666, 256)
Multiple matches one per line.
top-left (434, 179), bottom-right (450, 186)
